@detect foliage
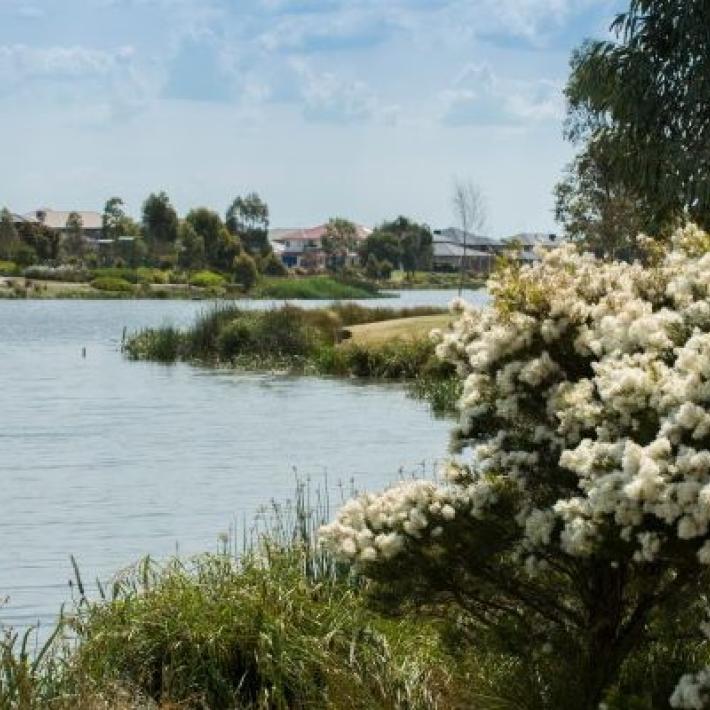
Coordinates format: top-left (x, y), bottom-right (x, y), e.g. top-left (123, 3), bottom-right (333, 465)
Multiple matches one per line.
top-left (114, 236), bottom-right (147, 268)
top-left (62, 212), bottom-right (86, 261)
top-left (135, 267), bottom-right (169, 284)
top-left (177, 220), bottom-right (205, 271)
top-left (361, 217), bottom-right (433, 275)
top-left (24, 265), bottom-right (90, 282)
top-left (188, 270), bottom-right (225, 289)
top-left (554, 145), bottom-right (646, 258)
top-left (0, 208), bottom-right (19, 260)
top-left (90, 267), bottom-right (139, 283)
top-left (1, 538), bottom-right (460, 710)
top-left (185, 207), bottom-right (229, 269)
top-left (252, 276), bottom-right (377, 300)
top-left (365, 254), bottom-right (394, 280)
top-left (16, 222), bottom-right (60, 262)
top-left (226, 192), bottom-right (270, 256)
top-left (321, 226), bottom-right (710, 709)
top-left (408, 375), bottom-right (462, 416)
top-left (322, 218), bottom-right (358, 271)
top-left (0, 259), bottom-right (18, 275)
top-left (101, 197), bottom-right (127, 241)
top-left (565, 0), bottom-right (710, 230)
top-left (261, 251), bottom-right (288, 276)
top-left (90, 276), bottom-right (135, 293)
top-left (233, 252), bottom-right (258, 291)
top-left (141, 192), bottom-right (179, 245)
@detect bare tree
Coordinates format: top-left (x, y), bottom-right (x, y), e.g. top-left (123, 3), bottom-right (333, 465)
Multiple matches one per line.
top-left (452, 179), bottom-right (487, 295)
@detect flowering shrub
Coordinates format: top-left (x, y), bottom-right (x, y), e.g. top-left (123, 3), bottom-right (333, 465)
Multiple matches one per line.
top-left (320, 225), bottom-right (710, 708)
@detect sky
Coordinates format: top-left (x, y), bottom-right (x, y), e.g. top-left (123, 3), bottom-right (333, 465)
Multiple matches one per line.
top-left (0, 0), bottom-right (624, 236)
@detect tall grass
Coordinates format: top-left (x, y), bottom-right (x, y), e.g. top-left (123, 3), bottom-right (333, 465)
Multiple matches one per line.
top-left (252, 276), bottom-right (380, 300)
top-left (124, 303), bottom-right (446, 366)
top-left (123, 303), bottom-right (460, 413)
top-left (0, 477), bottom-right (463, 709)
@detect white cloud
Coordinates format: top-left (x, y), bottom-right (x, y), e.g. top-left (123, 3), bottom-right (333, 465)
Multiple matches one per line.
top-left (440, 62), bottom-right (563, 125)
top-left (250, 0), bottom-right (602, 55)
top-left (0, 44), bottom-right (159, 121)
top-left (291, 59), bottom-right (398, 124)
top-left (258, 7), bottom-right (395, 53)
top-left (0, 44), bottom-right (135, 81)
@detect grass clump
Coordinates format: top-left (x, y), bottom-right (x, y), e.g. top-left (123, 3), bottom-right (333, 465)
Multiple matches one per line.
top-left (252, 276), bottom-right (379, 300)
top-left (90, 276), bottom-right (134, 294)
top-left (0, 260), bottom-right (18, 276)
top-left (189, 270), bottom-right (226, 289)
top-left (24, 266), bottom-right (90, 282)
top-left (66, 550), bottom-right (450, 709)
top-left (90, 267), bottom-right (139, 284)
top-left (123, 303), bottom-right (459, 412)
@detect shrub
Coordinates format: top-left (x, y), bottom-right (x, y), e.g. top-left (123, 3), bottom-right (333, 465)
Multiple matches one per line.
top-left (90, 276), bottom-right (134, 293)
top-left (91, 267), bottom-right (139, 283)
top-left (0, 260), bottom-right (18, 276)
top-left (188, 270), bottom-right (225, 289)
top-left (13, 243), bottom-right (37, 268)
top-left (24, 265), bottom-right (89, 282)
top-left (253, 276), bottom-right (378, 300)
top-left (123, 326), bottom-right (183, 362)
top-left (59, 546), bottom-right (453, 709)
top-left (261, 251), bottom-right (288, 277)
top-left (233, 253), bottom-right (258, 291)
top-left (321, 225), bottom-right (710, 708)
top-left (136, 267), bottom-right (169, 284)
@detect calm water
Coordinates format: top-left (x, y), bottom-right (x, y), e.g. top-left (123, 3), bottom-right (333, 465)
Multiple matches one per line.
top-left (0, 289), bottom-right (486, 632)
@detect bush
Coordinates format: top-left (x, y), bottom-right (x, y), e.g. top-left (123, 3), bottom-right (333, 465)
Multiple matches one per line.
top-left (321, 225), bottom-right (710, 708)
top-left (91, 267), bottom-right (139, 283)
top-left (136, 267), bottom-right (169, 284)
top-left (253, 276), bottom-right (378, 300)
top-left (13, 243), bottom-right (37, 268)
top-left (189, 270), bottom-right (225, 289)
top-left (0, 260), bottom-right (18, 276)
top-left (123, 326), bottom-right (183, 362)
top-left (23, 265), bottom-right (89, 282)
top-left (90, 276), bottom-right (134, 293)
top-left (233, 253), bottom-right (258, 291)
top-left (333, 339), bottom-right (435, 379)
top-left (261, 252), bottom-right (289, 277)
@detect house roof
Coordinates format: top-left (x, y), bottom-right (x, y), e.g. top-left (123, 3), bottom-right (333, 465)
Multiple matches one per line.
top-left (433, 242), bottom-right (490, 258)
top-left (23, 208), bottom-right (103, 231)
top-left (271, 223), bottom-right (372, 243)
top-left (503, 232), bottom-right (563, 247)
top-left (433, 228), bottom-right (501, 248)
top-left (9, 212), bottom-right (38, 224)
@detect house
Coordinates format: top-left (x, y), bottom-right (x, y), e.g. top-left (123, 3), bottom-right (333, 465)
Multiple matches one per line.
top-left (9, 212), bottom-right (38, 226)
top-left (432, 241), bottom-right (494, 272)
top-left (502, 232), bottom-right (564, 256)
top-left (432, 228), bottom-right (502, 274)
top-left (23, 208), bottom-right (103, 241)
top-left (269, 223), bottom-right (372, 270)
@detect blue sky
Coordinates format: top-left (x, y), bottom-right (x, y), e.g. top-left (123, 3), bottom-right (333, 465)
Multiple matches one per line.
top-left (0, 0), bottom-right (623, 235)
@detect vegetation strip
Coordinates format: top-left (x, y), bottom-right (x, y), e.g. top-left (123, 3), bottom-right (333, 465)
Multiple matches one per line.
top-left (123, 303), bottom-right (461, 414)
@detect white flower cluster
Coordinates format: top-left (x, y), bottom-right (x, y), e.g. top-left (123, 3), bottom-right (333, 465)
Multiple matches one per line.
top-left (671, 670), bottom-right (710, 709)
top-left (319, 475), bottom-right (497, 566)
top-left (429, 226), bottom-right (710, 565)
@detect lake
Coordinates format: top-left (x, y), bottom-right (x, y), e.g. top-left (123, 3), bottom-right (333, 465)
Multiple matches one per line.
top-left (0, 289), bottom-right (487, 633)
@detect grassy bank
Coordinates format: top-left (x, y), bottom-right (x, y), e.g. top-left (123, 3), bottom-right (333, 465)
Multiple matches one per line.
top-left (123, 304), bottom-right (461, 414)
top-left (0, 268), bottom-right (385, 300)
top-left (0, 483), bottom-right (469, 709)
top-left (252, 275), bottom-right (381, 299)
top-left (382, 270), bottom-right (486, 290)
top-left (2, 477), bottom-right (696, 709)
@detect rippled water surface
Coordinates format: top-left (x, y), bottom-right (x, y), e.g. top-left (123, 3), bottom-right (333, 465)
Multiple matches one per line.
top-left (0, 289), bottom-right (486, 631)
